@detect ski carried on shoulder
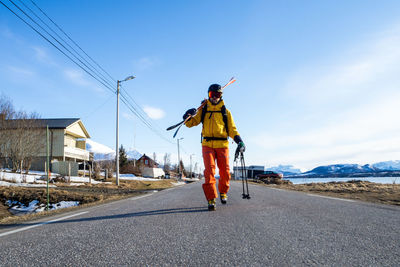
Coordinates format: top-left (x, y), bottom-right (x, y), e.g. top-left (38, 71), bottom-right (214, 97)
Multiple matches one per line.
top-left (166, 77), bottom-right (236, 138)
top-left (169, 99), bottom-right (207, 138)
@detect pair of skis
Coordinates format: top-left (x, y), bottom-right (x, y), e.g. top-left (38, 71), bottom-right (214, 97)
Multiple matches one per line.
top-left (235, 147), bottom-right (251, 199)
top-left (166, 77), bottom-right (236, 138)
top-left (166, 99), bottom-right (207, 138)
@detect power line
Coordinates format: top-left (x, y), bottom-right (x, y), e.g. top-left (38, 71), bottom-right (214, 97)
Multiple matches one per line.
top-left (8, 0), bottom-right (115, 91)
top-left (25, 0), bottom-right (165, 131)
top-left (15, 0), bottom-right (114, 90)
top-left (0, 0), bottom-right (115, 94)
top-left (29, 0), bottom-right (117, 83)
top-left (1, 0), bottom-right (175, 145)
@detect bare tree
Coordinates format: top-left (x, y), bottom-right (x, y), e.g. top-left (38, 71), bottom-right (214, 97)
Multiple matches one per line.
top-left (163, 153), bottom-right (171, 173)
top-left (7, 112), bottom-right (45, 172)
top-left (0, 95), bottom-right (15, 168)
top-left (0, 95), bottom-right (45, 173)
top-left (93, 161), bottom-right (101, 179)
top-left (101, 159), bottom-right (115, 178)
top-left (153, 152), bottom-right (157, 166)
top-left (194, 162), bottom-right (198, 178)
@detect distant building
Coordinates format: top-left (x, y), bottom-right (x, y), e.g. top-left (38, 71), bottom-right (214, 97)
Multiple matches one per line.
top-left (1, 118), bottom-right (90, 176)
top-left (142, 167), bottom-right (165, 178)
top-left (137, 154), bottom-right (165, 178)
top-left (137, 154), bottom-right (159, 168)
top-left (233, 165), bottom-right (264, 179)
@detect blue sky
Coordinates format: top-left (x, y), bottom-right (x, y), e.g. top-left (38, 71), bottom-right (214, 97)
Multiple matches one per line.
top-left (1, 0), bottom-right (400, 171)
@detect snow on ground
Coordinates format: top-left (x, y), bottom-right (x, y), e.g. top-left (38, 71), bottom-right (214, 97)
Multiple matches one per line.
top-left (6, 200), bottom-right (79, 215)
top-left (0, 169), bottom-right (107, 186)
top-left (0, 169), bottom-right (182, 185)
top-left (0, 170), bottom-right (44, 183)
top-left (69, 176), bottom-right (106, 184)
top-left (119, 173), bottom-right (161, 181)
top-left (0, 181), bottom-right (56, 187)
top-left (172, 181), bottom-right (186, 186)
top-left (1, 168), bottom-right (185, 215)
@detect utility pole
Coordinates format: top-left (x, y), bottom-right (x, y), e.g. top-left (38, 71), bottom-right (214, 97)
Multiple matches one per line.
top-left (190, 154), bottom-right (195, 178)
top-left (177, 138), bottom-right (183, 179)
top-left (46, 125), bottom-right (49, 211)
top-left (116, 75), bottom-right (135, 186)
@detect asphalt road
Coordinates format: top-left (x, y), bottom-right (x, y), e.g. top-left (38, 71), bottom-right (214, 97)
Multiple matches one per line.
top-left (0, 181), bottom-right (399, 266)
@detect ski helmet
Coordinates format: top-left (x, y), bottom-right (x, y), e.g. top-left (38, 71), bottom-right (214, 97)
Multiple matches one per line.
top-left (208, 84), bottom-right (222, 93)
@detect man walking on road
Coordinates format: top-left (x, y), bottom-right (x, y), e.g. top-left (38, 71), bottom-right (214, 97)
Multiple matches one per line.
top-left (183, 84), bottom-right (245, 211)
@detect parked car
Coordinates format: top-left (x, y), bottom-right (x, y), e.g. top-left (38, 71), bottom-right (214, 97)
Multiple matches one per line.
top-left (256, 171), bottom-right (283, 179)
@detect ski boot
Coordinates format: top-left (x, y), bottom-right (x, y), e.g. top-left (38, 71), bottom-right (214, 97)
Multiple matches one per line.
top-left (220, 193), bottom-right (227, 204)
top-left (208, 199), bottom-right (216, 211)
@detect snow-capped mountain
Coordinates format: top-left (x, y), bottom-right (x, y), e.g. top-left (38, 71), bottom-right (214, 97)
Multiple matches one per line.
top-left (304, 164), bottom-right (376, 176)
top-left (287, 161), bottom-right (400, 177)
top-left (266, 165), bottom-right (302, 176)
top-left (86, 139), bottom-right (115, 160)
top-left (86, 140), bottom-right (142, 161)
top-left (371, 160), bottom-right (400, 171)
top-left (126, 149), bottom-right (142, 160)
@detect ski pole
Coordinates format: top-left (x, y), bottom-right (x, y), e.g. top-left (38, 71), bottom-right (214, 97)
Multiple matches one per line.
top-left (241, 157), bottom-right (246, 198)
top-left (240, 151), bottom-right (250, 199)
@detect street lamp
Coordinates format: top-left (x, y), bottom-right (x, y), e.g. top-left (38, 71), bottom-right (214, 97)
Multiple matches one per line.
top-left (177, 137), bottom-right (183, 179)
top-left (116, 75), bottom-right (135, 186)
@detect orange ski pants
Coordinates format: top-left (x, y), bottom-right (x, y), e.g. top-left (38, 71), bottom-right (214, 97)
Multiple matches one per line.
top-left (202, 146), bottom-right (231, 201)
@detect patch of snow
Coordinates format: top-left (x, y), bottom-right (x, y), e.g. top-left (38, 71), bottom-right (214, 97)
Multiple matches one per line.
top-left (172, 181), bottom-right (186, 186)
top-left (119, 176), bottom-right (160, 181)
top-left (0, 181), bottom-right (56, 187)
top-left (7, 200), bottom-right (79, 215)
top-left (120, 173), bottom-right (136, 178)
top-left (69, 176), bottom-right (104, 184)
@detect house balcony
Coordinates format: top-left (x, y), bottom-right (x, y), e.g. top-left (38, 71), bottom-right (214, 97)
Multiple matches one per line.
top-left (64, 146), bottom-right (90, 161)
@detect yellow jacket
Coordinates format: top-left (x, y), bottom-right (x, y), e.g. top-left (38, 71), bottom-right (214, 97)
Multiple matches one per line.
top-left (185, 99), bottom-right (240, 149)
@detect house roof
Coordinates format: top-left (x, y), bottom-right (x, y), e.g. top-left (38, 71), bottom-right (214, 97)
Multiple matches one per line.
top-left (1, 118), bottom-right (90, 138)
top-left (40, 118), bottom-right (81, 129)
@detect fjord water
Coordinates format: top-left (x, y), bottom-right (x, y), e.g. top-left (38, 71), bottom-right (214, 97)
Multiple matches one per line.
top-left (284, 177), bottom-right (400, 184)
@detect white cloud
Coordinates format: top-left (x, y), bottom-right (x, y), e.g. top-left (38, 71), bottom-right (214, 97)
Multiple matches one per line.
top-left (64, 68), bottom-right (105, 93)
top-left (251, 24), bottom-right (400, 170)
top-left (32, 46), bottom-right (54, 64)
top-left (122, 112), bottom-right (135, 121)
top-left (284, 25), bottom-right (400, 104)
top-left (64, 69), bottom-right (91, 86)
top-left (6, 66), bottom-right (35, 77)
top-left (0, 26), bottom-right (22, 44)
top-left (143, 105), bottom-right (165, 120)
top-left (133, 57), bottom-right (161, 71)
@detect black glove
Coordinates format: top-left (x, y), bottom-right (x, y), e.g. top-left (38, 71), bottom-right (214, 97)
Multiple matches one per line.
top-left (183, 108), bottom-right (196, 120)
top-left (234, 135), bottom-right (246, 153)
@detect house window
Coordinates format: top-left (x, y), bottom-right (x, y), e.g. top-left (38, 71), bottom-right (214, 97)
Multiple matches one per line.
top-left (145, 160), bottom-right (148, 165)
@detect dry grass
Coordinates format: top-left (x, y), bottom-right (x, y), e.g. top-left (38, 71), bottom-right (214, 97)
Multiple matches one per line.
top-left (261, 180), bottom-right (400, 206)
top-left (0, 179), bottom-right (178, 224)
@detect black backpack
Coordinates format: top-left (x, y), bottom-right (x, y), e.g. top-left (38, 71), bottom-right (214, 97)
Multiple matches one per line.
top-left (200, 103), bottom-right (229, 136)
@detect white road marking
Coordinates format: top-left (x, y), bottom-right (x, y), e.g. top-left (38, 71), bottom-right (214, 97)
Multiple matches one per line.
top-left (306, 194), bottom-right (356, 202)
top-left (0, 188), bottom-right (175, 237)
top-left (129, 193), bottom-right (155, 200)
top-left (0, 211), bottom-right (89, 238)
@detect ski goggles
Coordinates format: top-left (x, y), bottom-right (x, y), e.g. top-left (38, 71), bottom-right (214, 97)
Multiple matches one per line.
top-left (209, 91), bottom-right (222, 98)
